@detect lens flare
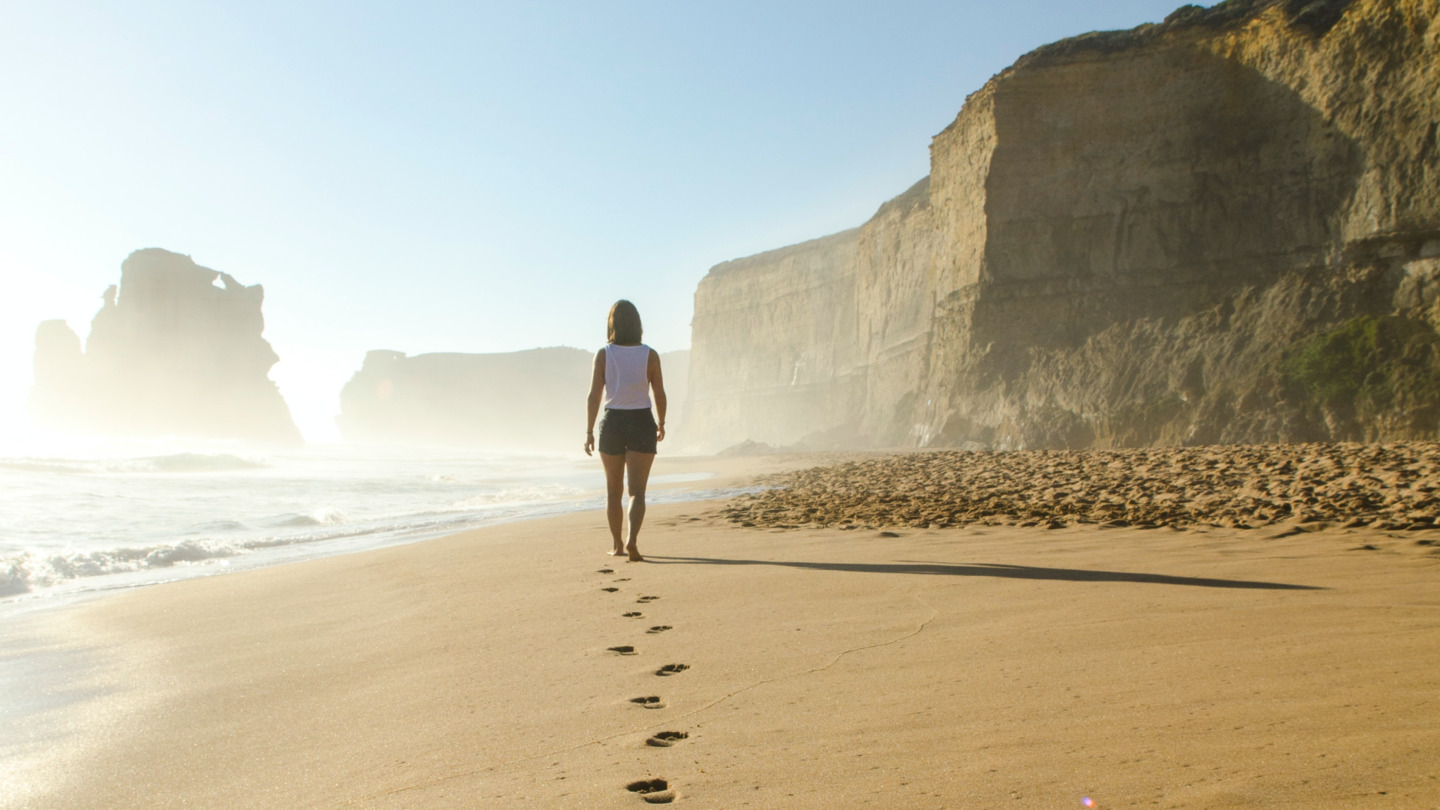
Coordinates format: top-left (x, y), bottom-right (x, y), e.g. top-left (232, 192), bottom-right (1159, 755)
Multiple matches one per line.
top-left (1082, 799), bottom-right (1095, 808)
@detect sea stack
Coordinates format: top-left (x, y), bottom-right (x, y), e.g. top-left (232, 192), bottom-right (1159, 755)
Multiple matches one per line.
top-left (29, 248), bottom-right (303, 445)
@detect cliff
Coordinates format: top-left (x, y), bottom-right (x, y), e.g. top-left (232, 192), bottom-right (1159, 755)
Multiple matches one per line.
top-left (685, 230), bottom-right (861, 447)
top-left (686, 0), bottom-right (1440, 451)
top-left (338, 347), bottom-right (688, 451)
top-left (29, 249), bottom-right (303, 444)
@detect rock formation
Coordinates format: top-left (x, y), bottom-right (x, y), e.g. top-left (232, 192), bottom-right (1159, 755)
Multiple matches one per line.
top-left (686, 229), bottom-right (861, 448)
top-left (338, 348), bottom-right (688, 451)
top-left (685, 0), bottom-right (1440, 451)
top-left (29, 249), bottom-right (303, 445)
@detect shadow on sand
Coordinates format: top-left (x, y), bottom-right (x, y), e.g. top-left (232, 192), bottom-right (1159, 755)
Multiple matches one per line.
top-left (644, 556), bottom-right (1322, 591)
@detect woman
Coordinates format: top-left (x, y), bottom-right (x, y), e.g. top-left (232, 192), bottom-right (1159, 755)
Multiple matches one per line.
top-left (584, 300), bottom-right (666, 561)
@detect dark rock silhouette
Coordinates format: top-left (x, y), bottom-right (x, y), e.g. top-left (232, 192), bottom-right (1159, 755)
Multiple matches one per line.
top-left (29, 249), bottom-right (302, 445)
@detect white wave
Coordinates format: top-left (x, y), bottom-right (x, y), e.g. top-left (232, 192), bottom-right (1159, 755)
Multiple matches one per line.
top-left (270, 506), bottom-right (350, 528)
top-left (448, 485), bottom-right (586, 510)
top-left (0, 453), bottom-right (268, 476)
top-left (310, 506), bottom-right (349, 524)
top-left (2, 544), bottom-right (214, 596)
top-left (140, 453), bottom-right (269, 473)
top-left (186, 519), bottom-right (252, 533)
top-left (0, 559), bottom-right (30, 598)
top-left (0, 531), bottom-right (347, 597)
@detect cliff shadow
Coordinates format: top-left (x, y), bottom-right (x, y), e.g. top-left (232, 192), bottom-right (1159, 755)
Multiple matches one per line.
top-left (644, 555), bottom-right (1321, 590)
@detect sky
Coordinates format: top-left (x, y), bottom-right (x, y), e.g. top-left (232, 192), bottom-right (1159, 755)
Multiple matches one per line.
top-left (0, 0), bottom-right (1203, 443)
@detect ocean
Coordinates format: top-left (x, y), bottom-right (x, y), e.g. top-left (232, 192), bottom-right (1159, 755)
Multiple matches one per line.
top-left (0, 440), bottom-right (720, 618)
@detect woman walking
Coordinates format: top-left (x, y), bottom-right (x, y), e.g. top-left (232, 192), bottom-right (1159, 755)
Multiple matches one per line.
top-left (584, 300), bottom-right (666, 561)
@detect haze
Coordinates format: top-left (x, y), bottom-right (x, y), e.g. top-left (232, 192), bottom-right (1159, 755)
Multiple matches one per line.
top-left (0, 0), bottom-right (1198, 446)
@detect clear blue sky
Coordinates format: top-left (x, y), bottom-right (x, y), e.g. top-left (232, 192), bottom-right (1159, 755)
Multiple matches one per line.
top-left (0, 0), bottom-right (1202, 442)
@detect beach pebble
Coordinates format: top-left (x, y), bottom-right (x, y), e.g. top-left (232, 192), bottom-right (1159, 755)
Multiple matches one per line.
top-left (717, 442), bottom-right (1440, 532)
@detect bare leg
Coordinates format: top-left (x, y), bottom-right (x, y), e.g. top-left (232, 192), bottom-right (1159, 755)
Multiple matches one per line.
top-left (600, 451), bottom-right (627, 556)
top-left (624, 451), bottom-right (656, 562)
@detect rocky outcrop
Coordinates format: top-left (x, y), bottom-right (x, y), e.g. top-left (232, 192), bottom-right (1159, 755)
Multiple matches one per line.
top-left (686, 0), bottom-right (1440, 451)
top-left (29, 249), bottom-right (302, 444)
top-left (339, 348), bottom-right (688, 451)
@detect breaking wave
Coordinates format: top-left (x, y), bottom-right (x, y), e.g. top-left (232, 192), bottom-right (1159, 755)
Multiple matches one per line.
top-left (0, 526), bottom-right (389, 598)
top-left (0, 453), bottom-right (268, 475)
top-left (448, 485), bottom-right (586, 509)
top-left (0, 541), bottom-right (241, 597)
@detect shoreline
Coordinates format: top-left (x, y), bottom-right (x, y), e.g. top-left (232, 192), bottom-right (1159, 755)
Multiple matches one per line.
top-left (0, 451), bottom-right (806, 621)
top-left (8, 448), bottom-right (1440, 808)
top-left (0, 451), bottom-right (812, 807)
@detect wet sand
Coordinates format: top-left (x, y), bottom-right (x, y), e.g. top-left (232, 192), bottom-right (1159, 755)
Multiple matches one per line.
top-left (10, 448), bottom-right (1440, 809)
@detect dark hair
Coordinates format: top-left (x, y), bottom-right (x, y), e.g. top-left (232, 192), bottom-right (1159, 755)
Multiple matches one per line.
top-left (608, 300), bottom-right (643, 345)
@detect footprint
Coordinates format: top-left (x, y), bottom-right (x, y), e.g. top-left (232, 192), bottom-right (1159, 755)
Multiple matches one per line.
top-left (598, 568), bottom-right (614, 574)
top-left (614, 577), bottom-right (631, 582)
top-left (646, 625), bottom-right (672, 634)
top-left (636, 595), bottom-right (660, 603)
top-left (601, 587), bottom-right (620, 593)
top-left (655, 663), bottom-right (689, 677)
top-left (626, 778), bottom-right (675, 803)
top-left (645, 731), bottom-right (688, 748)
top-left (623, 611), bottom-right (644, 618)
top-left (629, 696), bottom-right (666, 709)
top-left (608, 646), bottom-right (638, 656)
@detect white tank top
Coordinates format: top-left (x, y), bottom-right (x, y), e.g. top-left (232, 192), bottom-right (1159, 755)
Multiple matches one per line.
top-left (602, 343), bottom-right (652, 410)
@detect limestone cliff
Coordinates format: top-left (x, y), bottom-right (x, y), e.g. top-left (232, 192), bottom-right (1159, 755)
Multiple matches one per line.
top-left (686, 0), bottom-right (1440, 451)
top-left (685, 230), bottom-right (860, 447)
top-left (339, 348), bottom-right (688, 451)
top-left (29, 249), bottom-right (303, 444)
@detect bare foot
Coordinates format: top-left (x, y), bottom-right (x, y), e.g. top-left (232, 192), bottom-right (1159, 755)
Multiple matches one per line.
top-left (627, 542), bottom-right (644, 562)
top-left (608, 547), bottom-right (625, 557)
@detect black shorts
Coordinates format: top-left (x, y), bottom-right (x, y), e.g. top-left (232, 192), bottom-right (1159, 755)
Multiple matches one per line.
top-left (598, 408), bottom-right (657, 455)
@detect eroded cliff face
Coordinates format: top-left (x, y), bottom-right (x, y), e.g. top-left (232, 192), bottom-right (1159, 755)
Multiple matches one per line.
top-left (684, 230), bottom-right (861, 447)
top-left (340, 347), bottom-right (689, 451)
top-left (29, 249), bottom-right (303, 444)
top-left (686, 0), bottom-right (1440, 451)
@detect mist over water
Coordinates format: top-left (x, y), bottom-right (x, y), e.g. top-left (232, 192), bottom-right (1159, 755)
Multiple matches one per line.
top-left (0, 438), bottom-right (677, 615)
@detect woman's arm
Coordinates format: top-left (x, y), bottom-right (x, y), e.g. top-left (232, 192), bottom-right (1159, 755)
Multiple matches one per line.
top-left (585, 349), bottom-right (605, 455)
top-left (648, 349), bottom-right (667, 442)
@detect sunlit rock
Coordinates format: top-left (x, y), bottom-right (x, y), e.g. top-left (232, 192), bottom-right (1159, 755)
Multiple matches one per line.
top-left (29, 248), bottom-right (302, 445)
top-left (685, 0), bottom-right (1440, 451)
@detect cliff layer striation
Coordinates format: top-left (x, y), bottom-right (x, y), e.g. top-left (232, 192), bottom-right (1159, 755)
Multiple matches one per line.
top-left (686, 0), bottom-right (1440, 451)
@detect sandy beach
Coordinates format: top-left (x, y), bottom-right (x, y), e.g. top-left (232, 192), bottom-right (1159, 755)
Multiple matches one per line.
top-left (8, 448), bottom-right (1440, 809)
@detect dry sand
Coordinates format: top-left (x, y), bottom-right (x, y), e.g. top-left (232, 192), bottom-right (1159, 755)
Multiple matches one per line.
top-left (8, 449), bottom-right (1440, 809)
